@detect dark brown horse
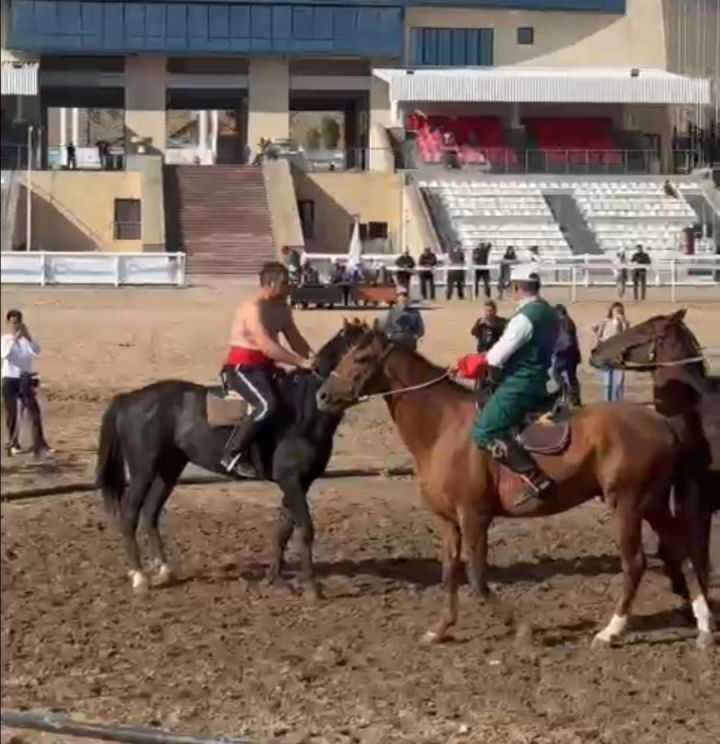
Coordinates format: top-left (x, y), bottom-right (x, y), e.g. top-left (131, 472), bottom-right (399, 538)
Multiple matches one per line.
top-left (590, 309), bottom-right (720, 583)
top-left (316, 325), bottom-right (715, 648)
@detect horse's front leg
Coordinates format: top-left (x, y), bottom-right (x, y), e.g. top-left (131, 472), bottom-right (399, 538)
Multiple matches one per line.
top-left (422, 519), bottom-right (461, 644)
top-left (266, 499), bottom-right (295, 591)
top-left (275, 477), bottom-right (322, 600)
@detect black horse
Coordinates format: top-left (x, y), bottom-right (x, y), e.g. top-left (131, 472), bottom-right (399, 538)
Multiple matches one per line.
top-left (96, 320), bottom-right (367, 597)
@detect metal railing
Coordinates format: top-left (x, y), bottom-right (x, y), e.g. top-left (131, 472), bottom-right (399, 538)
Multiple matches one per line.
top-left (418, 148), bottom-right (705, 176)
top-left (305, 253), bottom-right (720, 303)
top-left (1, 251), bottom-right (186, 287)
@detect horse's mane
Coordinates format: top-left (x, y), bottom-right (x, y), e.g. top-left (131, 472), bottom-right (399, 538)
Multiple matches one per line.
top-left (391, 343), bottom-right (474, 399)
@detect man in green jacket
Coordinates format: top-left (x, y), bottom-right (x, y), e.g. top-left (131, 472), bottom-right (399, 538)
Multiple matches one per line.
top-left (452, 265), bottom-right (559, 505)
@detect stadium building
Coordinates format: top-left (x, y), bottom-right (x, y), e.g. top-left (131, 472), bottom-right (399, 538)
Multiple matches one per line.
top-left (1, 0), bottom-right (718, 274)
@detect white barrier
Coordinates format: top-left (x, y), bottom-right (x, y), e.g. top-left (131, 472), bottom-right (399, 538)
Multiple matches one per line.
top-left (308, 253), bottom-right (720, 303)
top-left (0, 252), bottom-right (186, 287)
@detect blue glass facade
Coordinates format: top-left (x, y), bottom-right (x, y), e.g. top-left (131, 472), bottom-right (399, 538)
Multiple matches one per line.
top-left (410, 27), bottom-right (494, 67)
top-left (9, 1), bottom-right (405, 56)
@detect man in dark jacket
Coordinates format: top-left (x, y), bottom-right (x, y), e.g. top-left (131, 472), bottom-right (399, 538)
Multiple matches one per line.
top-left (446, 242), bottom-right (466, 300)
top-left (630, 244), bottom-right (651, 300)
top-left (417, 247), bottom-right (438, 300)
top-left (551, 304), bottom-right (582, 406)
top-left (381, 287), bottom-right (425, 350)
top-left (472, 242), bottom-right (491, 299)
top-left (470, 300), bottom-right (507, 353)
top-left (394, 249), bottom-right (415, 291)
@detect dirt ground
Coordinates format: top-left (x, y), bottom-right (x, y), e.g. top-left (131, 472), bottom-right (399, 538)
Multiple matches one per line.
top-left (1, 284), bottom-right (720, 743)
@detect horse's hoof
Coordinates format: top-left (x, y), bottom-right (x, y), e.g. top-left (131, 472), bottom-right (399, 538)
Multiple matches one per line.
top-left (696, 631), bottom-right (714, 650)
top-left (265, 572), bottom-right (296, 595)
top-left (421, 629), bottom-right (451, 645)
top-left (514, 623), bottom-right (534, 646)
top-left (129, 570), bottom-right (149, 594)
top-left (155, 563), bottom-right (173, 587)
top-left (591, 633), bottom-right (612, 650)
top-left (303, 582), bottom-right (324, 602)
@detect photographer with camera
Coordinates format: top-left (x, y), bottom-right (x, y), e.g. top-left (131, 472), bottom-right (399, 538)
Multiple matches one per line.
top-left (1, 309), bottom-right (52, 458)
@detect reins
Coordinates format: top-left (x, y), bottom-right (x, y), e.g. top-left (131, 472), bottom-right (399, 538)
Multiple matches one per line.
top-left (330, 369), bottom-right (451, 403)
top-left (621, 354), bottom-right (705, 369)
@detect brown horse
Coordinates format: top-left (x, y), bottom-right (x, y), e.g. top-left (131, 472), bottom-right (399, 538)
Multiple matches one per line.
top-left (590, 309), bottom-right (720, 584)
top-left (316, 325), bottom-right (715, 648)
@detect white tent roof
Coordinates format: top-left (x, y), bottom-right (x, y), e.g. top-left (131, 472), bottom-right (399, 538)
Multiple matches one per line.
top-left (373, 67), bottom-right (710, 105)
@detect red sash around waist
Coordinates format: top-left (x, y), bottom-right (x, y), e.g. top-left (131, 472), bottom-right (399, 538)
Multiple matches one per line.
top-left (225, 346), bottom-right (273, 368)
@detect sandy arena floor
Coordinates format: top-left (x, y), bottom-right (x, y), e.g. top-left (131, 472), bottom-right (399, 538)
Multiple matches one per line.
top-left (1, 284), bottom-right (719, 743)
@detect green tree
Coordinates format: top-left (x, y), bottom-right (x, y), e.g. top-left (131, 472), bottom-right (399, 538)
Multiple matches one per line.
top-left (321, 116), bottom-right (341, 149)
top-left (305, 127), bottom-right (322, 151)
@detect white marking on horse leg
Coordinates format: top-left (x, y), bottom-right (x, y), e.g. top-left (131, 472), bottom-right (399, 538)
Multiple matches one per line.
top-left (593, 614), bottom-right (628, 645)
top-left (129, 570), bottom-right (149, 593)
top-left (691, 595), bottom-right (715, 634)
top-left (156, 563), bottom-right (173, 585)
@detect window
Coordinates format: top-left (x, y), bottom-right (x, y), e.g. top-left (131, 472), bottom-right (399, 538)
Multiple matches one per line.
top-left (298, 200), bottom-right (315, 239)
top-left (114, 199), bottom-right (141, 240)
top-left (409, 28), bottom-right (494, 67)
top-left (517, 27), bottom-right (535, 45)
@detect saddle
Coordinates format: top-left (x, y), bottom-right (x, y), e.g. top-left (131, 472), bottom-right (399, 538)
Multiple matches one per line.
top-left (515, 394), bottom-right (572, 455)
top-left (206, 386), bottom-right (251, 428)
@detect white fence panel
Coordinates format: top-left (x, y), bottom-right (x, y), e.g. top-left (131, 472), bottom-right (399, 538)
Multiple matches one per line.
top-left (1, 252), bottom-right (186, 287)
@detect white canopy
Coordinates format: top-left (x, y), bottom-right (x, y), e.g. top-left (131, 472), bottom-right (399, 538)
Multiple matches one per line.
top-left (373, 67), bottom-right (711, 106)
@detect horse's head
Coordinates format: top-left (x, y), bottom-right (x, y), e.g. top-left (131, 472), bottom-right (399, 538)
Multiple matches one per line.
top-left (589, 309), bottom-right (695, 371)
top-left (313, 318), bottom-right (370, 382)
top-left (316, 321), bottom-right (393, 413)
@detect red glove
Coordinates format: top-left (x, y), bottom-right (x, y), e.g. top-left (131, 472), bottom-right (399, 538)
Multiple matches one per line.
top-left (454, 353), bottom-right (489, 380)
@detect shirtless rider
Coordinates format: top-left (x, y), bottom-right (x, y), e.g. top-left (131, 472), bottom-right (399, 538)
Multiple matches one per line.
top-left (220, 262), bottom-right (314, 477)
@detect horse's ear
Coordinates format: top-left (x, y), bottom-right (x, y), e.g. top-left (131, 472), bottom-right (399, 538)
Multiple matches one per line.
top-left (670, 309), bottom-right (687, 323)
top-left (342, 317), bottom-right (349, 329)
top-left (372, 318), bottom-right (382, 334)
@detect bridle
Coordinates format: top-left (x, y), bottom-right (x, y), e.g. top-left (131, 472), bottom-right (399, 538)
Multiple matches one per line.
top-left (325, 341), bottom-right (450, 405)
top-left (619, 330), bottom-right (705, 370)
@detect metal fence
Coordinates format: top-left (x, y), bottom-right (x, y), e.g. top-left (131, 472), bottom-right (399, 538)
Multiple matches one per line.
top-left (308, 253), bottom-right (720, 303)
top-left (1, 251), bottom-right (186, 286)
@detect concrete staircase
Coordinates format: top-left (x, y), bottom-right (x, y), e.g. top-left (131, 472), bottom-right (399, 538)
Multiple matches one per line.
top-left (544, 193), bottom-right (603, 254)
top-left (164, 165), bottom-right (277, 275)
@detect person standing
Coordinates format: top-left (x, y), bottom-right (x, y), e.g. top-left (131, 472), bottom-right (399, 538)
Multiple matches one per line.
top-left (614, 251), bottom-right (628, 298)
top-left (446, 242), bottom-right (466, 300)
top-left (1, 309), bottom-right (52, 458)
top-left (592, 302), bottom-right (629, 401)
top-left (66, 142), bottom-right (77, 169)
top-left (552, 304), bottom-right (582, 406)
top-left (417, 247), bottom-right (438, 301)
top-left (630, 244), bottom-right (651, 300)
top-left (470, 300), bottom-right (507, 353)
top-left (394, 249), bottom-right (415, 292)
top-left (472, 242), bottom-right (491, 299)
top-left (497, 246), bottom-right (517, 300)
top-left (381, 287), bottom-right (425, 351)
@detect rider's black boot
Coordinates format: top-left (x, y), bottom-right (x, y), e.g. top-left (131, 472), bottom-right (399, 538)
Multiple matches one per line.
top-left (484, 436), bottom-right (553, 507)
top-left (220, 419), bottom-right (257, 478)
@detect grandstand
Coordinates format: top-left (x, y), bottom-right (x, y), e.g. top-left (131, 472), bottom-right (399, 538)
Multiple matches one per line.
top-left (0, 0), bottom-right (718, 274)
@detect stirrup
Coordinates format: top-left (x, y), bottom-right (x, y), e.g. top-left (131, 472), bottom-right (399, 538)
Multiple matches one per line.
top-left (513, 474), bottom-right (553, 507)
top-left (221, 453), bottom-right (256, 479)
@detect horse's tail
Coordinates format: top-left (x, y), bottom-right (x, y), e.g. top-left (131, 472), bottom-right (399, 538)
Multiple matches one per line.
top-left (96, 396), bottom-right (126, 519)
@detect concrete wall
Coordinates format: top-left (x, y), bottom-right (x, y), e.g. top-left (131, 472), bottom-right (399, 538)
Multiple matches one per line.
top-left (125, 55), bottom-right (167, 155)
top-left (406, 0), bottom-right (667, 68)
top-left (247, 57), bottom-right (290, 150)
top-left (24, 170), bottom-right (142, 252)
top-left (126, 154), bottom-right (165, 252)
top-left (262, 159), bottom-right (304, 252)
top-left (292, 170), bottom-right (404, 254)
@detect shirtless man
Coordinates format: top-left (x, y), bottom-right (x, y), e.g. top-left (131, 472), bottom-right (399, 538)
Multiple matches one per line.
top-left (220, 262), bottom-right (315, 477)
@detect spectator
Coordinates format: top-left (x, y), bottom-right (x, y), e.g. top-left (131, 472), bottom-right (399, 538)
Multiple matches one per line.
top-left (281, 246), bottom-right (302, 284)
top-left (614, 251), bottom-right (628, 298)
top-left (1, 309), bottom-right (52, 458)
top-left (552, 304), bottom-right (582, 406)
top-left (592, 302), bottom-right (630, 401)
top-left (66, 142), bottom-right (76, 170)
top-left (664, 179), bottom-right (678, 198)
top-left (395, 248), bottom-right (415, 291)
top-left (417, 247), bottom-right (438, 301)
top-left (472, 242), bottom-right (491, 299)
top-left (630, 244), bottom-right (651, 300)
top-left (470, 300), bottom-right (507, 353)
top-left (497, 246), bottom-right (517, 300)
top-left (529, 246), bottom-right (541, 265)
top-left (446, 243), bottom-right (466, 300)
top-left (381, 287), bottom-right (425, 351)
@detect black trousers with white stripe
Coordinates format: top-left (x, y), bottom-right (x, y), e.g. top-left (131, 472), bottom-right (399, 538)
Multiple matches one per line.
top-left (221, 365), bottom-right (279, 458)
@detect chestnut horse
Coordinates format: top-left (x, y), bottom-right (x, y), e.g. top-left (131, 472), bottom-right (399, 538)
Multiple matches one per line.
top-left (316, 325), bottom-right (715, 648)
top-left (590, 309), bottom-right (720, 584)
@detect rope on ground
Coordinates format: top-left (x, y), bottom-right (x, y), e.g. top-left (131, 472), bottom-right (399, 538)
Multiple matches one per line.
top-left (0, 710), bottom-right (254, 744)
top-left (0, 465), bottom-right (416, 503)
